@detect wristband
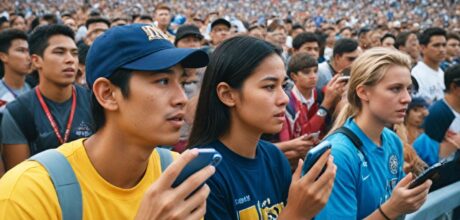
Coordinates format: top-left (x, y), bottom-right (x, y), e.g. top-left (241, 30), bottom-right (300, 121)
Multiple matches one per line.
top-left (378, 205), bottom-right (391, 220)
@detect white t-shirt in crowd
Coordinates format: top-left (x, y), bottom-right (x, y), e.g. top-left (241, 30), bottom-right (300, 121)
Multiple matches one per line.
top-left (411, 61), bottom-right (445, 104)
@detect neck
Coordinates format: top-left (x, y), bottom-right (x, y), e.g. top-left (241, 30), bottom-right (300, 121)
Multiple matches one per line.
top-left (3, 69), bottom-right (25, 89)
top-left (423, 57), bottom-right (439, 71)
top-left (83, 123), bottom-right (154, 188)
top-left (445, 93), bottom-right (460, 113)
top-left (297, 86), bottom-right (313, 100)
top-left (158, 24), bottom-right (167, 32)
top-left (354, 112), bottom-right (385, 146)
top-left (38, 80), bottom-right (73, 103)
top-left (219, 115), bottom-right (260, 158)
top-left (330, 59), bottom-right (339, 73)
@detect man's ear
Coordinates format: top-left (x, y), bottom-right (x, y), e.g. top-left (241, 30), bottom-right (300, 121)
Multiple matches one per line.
top-left (0, 52), bottom-right (7, 63)
top-left (216, 82), bottom-right (237, 107)
top-left (356, 84), bottom-right (370, 102)
top-left (31, 54), bottom-right (43, 70)
top-left (92, 78), bottom-right (119, 112)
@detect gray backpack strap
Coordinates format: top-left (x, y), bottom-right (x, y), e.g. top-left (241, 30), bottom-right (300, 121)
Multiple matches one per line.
top-left (30, 149), bottom-right (82, 220)
top-left (156, 147), bottom-right (173, 172)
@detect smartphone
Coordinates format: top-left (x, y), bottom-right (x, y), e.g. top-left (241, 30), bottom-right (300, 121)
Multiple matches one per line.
top-left (408, 162), bottom-right (443, 189)
top-left (337, 75), bottom-right (350, 83)
top-left (310, 131), bottom-right (321, 139)
top-left (172, 148), bottom-right (222, 188)
top-left (301, 141), bottom-right (332, 177)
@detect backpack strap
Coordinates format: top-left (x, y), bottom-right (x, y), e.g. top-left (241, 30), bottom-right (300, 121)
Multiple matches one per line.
top-left (331, 127), bottom-right (367, 163)
top-left (156, 147), bottom-right (174, 172)
top-left (6, 97), bottom-right (38, 142)
top-left (30, 149), bottom-right (82, 220)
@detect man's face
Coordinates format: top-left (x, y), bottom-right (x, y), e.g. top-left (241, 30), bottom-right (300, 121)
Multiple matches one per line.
top-left (86, 22), bottom-right (109, 45)
top-left (63, 18), bottom-right (77, 33)
top-left (33, 35), bottom-right (78, 87)
top-left (403, 33), bottom-right (420, 60)
top-left (446, 38), bottom-right (460, 58)
top-left (422, 35), bottom-right (446, 64)
top-left (0, 39), bottom-right (31, 75)
top-left (155, 9), bottom-right (171, 28)
top-left (115, 65), bottom-right (188, 146)
top-left (297, 42), bottom-right (319, 60)
top-left (11, 16), bottom-right (27, 32)
top-left (210, 24), bottom-right (230, 45)
top-left (177, 35), bottom-right (201, 49)
top-left (112, 19), bottom-right (128, 27)
top-left (335, 48), bottom-right (361, 71)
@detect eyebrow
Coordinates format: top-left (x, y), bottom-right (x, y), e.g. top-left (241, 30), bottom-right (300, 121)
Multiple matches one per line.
top-left (52, 46), bottom-right (78, 51)
top-left (261, 76), bottom-right (283, 83)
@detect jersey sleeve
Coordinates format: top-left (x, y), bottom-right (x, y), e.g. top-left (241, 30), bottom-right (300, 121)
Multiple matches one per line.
top-left (413, 133), bottom-right (440, 166)
top-left (1, 108), bottom-right (28, 145)
top-left (0, 161), bottom-right (61, 219)
top-left (315, 144), bottom-right (359, 219)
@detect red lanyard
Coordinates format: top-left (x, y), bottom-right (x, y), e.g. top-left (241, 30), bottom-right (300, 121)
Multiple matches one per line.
top-left (35, 86), bottom-right (77, 144)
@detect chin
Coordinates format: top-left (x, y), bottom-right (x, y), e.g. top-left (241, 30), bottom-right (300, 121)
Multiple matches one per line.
top-left (263, 125), bottom-right (283, 134)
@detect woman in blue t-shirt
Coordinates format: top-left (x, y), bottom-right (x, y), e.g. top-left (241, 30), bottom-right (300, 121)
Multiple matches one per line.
top-left (188, 36), bottom-right (337, 219)
top-left (315, 48), bottom-right (432, 219)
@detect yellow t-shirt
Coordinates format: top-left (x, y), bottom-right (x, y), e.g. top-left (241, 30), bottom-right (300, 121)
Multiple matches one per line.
top-left (0, 139), bottom-right (178, 219)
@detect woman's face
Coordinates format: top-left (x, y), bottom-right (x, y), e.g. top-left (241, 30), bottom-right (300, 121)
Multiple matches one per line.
top-left (406, 106), bottom-right (428, 127)
top-left (230, 54), bottom-right (289, 134)
top-left (363, 65), bottom-right (412, 125)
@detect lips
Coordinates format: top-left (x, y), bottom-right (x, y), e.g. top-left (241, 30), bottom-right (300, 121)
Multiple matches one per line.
top-left (166, 112), bottom-right (185, 128)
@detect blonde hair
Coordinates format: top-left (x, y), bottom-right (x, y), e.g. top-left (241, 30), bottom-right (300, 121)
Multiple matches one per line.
top-left (394, 124), bottom-right (427, 175)
top-left (329, 47), bottom-right (412, 133)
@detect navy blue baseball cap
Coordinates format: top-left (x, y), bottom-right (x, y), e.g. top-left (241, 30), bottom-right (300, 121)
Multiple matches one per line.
top-left (86, 24), bottom-right (209, 88)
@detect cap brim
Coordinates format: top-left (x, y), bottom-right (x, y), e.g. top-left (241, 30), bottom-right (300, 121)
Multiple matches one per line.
top-left (122, 48), bottom-right (208, 71)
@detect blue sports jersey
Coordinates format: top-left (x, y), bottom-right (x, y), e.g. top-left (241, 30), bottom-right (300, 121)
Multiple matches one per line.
top-left (201, 140), bottom-right (292, 220)
top-left (413, 133), bottom-right (440, 166)
top-left (315, 118), bottom-right (405, 219)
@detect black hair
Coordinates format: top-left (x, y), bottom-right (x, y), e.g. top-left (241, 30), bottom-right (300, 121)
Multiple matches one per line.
top-left (288, 52), bottom-right (318, 78)
top-left (85, 17), bottom-right (111, 29)
top-left (291, 24), bottom-right (304, 32)
top-left (339, 26), bottom-right (352, 34)
top-left (42, 14), bottom-right (58, 25)
top-left (395, 31), bottom-right (415, 49)
top-left (292, 32), bottom-right (319, 50)
top-left (332, 38), bottom-right (358, 57)
top-left (444, 64), bottom-right (460, 93)
top-left (0, 29), bottom-right (28, 53)
top-left (188, 36), bottom-right (282, 147)
top-left (419, 27), bottom-right (446, 46)
top-left (139, 14), bottom-right (153, 22)
top-left (0, 29), bottom-right (28, 78)
top-left (29, 24), bottom-right (75, 57)
top-left (91, 68), bottom-right (132, 131)
top-left (358, 27), bottom-right (370, 38)
top-left (447, 32), bottom-right (460, 42)
top-left (78, 43), bottom-right (89, 65)
top-left (380, 33), bottom-right (396, 43)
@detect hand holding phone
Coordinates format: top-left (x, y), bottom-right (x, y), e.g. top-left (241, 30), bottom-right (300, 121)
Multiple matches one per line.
top-left (301, 141), bottom-right (332, 177)
top-left (172, 148), bottom-right (222, 188)
top-left (408, 162), bottom-right (443, 189)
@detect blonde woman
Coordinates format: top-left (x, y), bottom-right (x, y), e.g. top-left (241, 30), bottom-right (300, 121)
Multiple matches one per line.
top-left (316, 48), bottom-right (432, 219)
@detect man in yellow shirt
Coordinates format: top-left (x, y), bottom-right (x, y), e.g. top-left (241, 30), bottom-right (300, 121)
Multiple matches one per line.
top-left (0, 23), bottom-right (212, 219)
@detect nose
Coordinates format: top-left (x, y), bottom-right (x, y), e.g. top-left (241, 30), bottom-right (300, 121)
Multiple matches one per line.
top-left (65, 51), bottom-right (76, 64)
top-left (277, 87), bottom-right (289, 107)
top-left (172, 82), bottom-right (188, 108)
top-left (401, 89), bottom-right (412, 104)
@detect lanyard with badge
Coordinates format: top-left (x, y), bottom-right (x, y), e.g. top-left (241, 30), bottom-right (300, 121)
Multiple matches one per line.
top-left (35, 86), bottom-right (77, 144)
top-left (1, 80), bottom-right (19, 98)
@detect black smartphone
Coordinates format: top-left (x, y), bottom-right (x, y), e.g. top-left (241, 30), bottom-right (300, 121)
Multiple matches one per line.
top-left (301, 141), bottom-right (332, 177)
top-left (408, 162), bottom-right (443, 189)
top-left (172, 148), bottom-right (222, 188)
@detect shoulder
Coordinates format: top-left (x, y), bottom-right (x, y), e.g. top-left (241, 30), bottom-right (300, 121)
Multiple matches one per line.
top-left (326, 133), bottom-right (361, 168)
top-left (74, 85), bottom-right (91, 98)
top-left (0, 159), bottom-right (59, 217)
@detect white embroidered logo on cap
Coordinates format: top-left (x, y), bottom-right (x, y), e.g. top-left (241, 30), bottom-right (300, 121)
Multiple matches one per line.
top-left (141, 25), bottom-right (168, 41)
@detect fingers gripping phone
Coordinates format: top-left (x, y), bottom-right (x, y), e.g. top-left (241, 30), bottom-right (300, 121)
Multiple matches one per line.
top-left (172, 148), bottom-right (222, 188)
top-left (301, 141), bottom-right (332, 177)
top-left (408, 162), bottom-right (443, 189)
